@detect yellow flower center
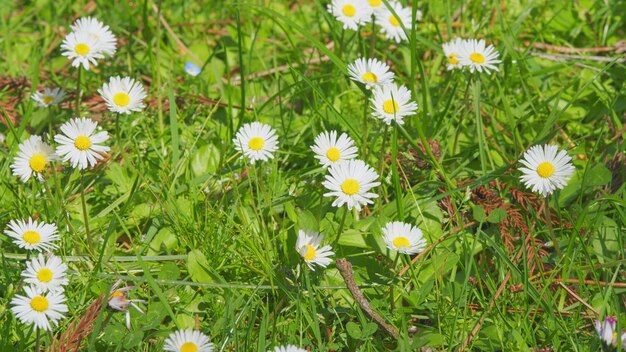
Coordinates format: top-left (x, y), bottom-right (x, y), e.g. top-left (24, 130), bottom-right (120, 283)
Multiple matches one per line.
top-left (29, 154), bottom-right (47, 173)
top-left (469, 52), bottom-right (485, 64)
top-left (361, 72), bottom-right (378, 83)
top-left (37, 268), bottom-right (53, 283)
top-left (113, 92), bottom-right (131, 107)
top-left (23, 230), bottom-right (41, 245)
top-left (369, 0), bottom-right (381, 6)
top-left (110, 291), bottom-right (124, 299)
top-left (448, 54), bottom-right (459, 65)
top-left (303, 244), bottom-right (317, 261)
top-left (248, 137), bottom-right (265, 151)
top-left (341, 178), bottom-right (360, 195)
top-left (180, 342), bottom-right (198, 352)
top-left (326, 147), bottom-right (341, 162)
top-left (74, 43), bottom-right (90, 55)
top-left (383, 99), bottom-right (399, 114)
top-left (30, 295), bottom-right (49, 312)
top-left (43, 96), bottom-right (55, 104)
top-left (342, 4), bottom-right (356, 17)
top-left (392, 236), bottom-right (411, 249)
top-left (389, 15), bottom-right (401, 27)
top-left (536, 161), bottom-right (555, 178)
top-left (74, 136), bottom-right (92, 151)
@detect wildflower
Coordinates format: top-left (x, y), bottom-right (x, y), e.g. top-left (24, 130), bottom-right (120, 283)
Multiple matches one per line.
top-left (233, 122), bottom-right (279, 164)
top-left (32, 87), bottom-right (66, 107)
top-left (376, 1), bottom-right (417, 43)
top-left (10, 135), bottom-right (57, 182)
top-left (381, 221), bottom-right (427, 255)
top-left (108, 280), bottom-right (145, 330)
top-left (311, 130), bottom-right (358, 168)
top-left (185, 62), bottom-right (202, 76)
top-left (519, 144), bottom-right (574, 197)
top-left (60, 30), bottom-right (104, 70)
top-left (327, 0), bottom-right (372, 30)
top-left (322, 159), bottom-right (380, 211)
top-left (595, 317), bottom-right (626, 348)
top-left (22, 254), bottom-right (68, 292)
top-left (55, 117), bottom-right (110, 170)
top-left (163, 329), bottom-right (214, 352)
top-left (296, 230), bottom-right (334, 270)
top-left (370, 83), bottom-right (417, 125)
top-left (457, 39), bottom-right (501, 74)
top-left (442, 37), bottom-right (464, 71)
top-left (98, 76), bottom-right (147, 114)
top-left (272, 346), bottom-right (307, 352)
top-left (10, 286), bottom-right (67, 331)
top-left (365, 0), bottom-right (384, 12)
top-left (70, 17), bottom-right (117, 57)
top-left (5, 218), bottom-right (59, 252)
top-left (347, 58), bottom-right (395, 89)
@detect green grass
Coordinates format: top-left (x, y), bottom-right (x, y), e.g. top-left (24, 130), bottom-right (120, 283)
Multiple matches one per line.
top-left (0, 0), bottom-right (625, 351)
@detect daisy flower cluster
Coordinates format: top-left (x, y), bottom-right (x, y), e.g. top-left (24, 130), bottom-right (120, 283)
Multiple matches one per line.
top-left (327, 0), bottom-right (420, 42)
top-left (441, 37), bottom-right (502, 74)
top-left (61, 17), bottom-right (116, 70)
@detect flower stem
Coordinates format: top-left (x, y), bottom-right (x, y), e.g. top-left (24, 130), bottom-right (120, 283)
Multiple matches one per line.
top-left (391, 125), bottom-right (404, 220)
top-left (80, 171), bottom-right (92, 249)
top-left (35, 327), bottom-right (40, 352)
top-left (544, 197), bottom-right (561, 257)
top-left (75, 66), bottom-right (82, 117)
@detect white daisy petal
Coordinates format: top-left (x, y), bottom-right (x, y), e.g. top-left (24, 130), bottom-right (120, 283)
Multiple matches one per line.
top-left (10, 135), bottom-right (57, 183)
top-left (322, 159), bottom-right (380, 211)
top-left (233, 122), bottom-right (279, 164)
top-left (296, 230), bottom-right (334, 271)
top-left (54, 117), bottom-right (110, 170)
top-left (347, 58), bottom-right (395, 89)
top-left (10, 286), bottom-right (68, 331)
top-left (5, 218), bottom-right (60, 252)
top-left (163, 329), bottom-right (214, 352)
top-left (22, 254), bottom-right (68, 292)
top-left (272, 346), bottom-right (307, 352)
top-left (381, 221), bottom-right (427, 255)
top-left (370, 83), bottom-right (418, 125)
top-left (457, 39), bottom-right (502, 75)
top-left (98, 76), bottom-right (147, 114)
top-left (327, 0), bottom-right (372, 30)
top-left (70, 17), bottom-right (117, 57)
top-left (310, 130), bottom-right (358, 168)
top-left (60, 30), bottom-right (105, 70)
top-left (375, 1), bottom-right (419, 43)
top-left (32, 87), bottom-right (66, 107)
top-left (518, 144), bottom-right (575, 197)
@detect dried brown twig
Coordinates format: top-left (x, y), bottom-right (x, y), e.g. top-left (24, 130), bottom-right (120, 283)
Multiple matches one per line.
top-left (335, 259), bottom-right (400, 340)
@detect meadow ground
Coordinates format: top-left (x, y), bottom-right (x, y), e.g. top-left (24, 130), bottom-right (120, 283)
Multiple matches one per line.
top-left (0, 0), bottom-right (625, 351)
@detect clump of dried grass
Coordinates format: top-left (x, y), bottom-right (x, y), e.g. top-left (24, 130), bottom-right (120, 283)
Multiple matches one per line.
top-left (47, 294), bottom-right (105, 352)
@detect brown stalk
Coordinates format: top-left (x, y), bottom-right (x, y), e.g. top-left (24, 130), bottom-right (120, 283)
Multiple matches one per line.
top-left (48, 294), bottom-right (106, 352)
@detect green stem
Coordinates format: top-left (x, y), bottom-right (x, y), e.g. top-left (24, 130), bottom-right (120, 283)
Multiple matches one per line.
top-left (544, 197), bottom-right (561, 257)
top-left (391, 125), bottom-right (403, 220)
top-left (75, 66), bottom-right (82, 117)
top-left (80, 171), bottom-right (91, 249)
top-left (35, 327), bottom-right (40, 352)
top-left (472, 78), bottom-right (487, 175)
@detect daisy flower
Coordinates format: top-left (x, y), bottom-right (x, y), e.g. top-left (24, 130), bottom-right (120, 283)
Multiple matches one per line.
top-left (5, 218), bottom-right (59, 252)
top-left (70, 17), bottom-right (117, 57)
top-left (10, 286), bottom-right (68, 331)
top-left (55, 117), bottom-right (110, 170)
top-left (381, 221), bottom-right (427, 255)
top-left (164, 329), bottom-right (214, 352)
top-left (376, 1), bottom-right (416, 43)
top-left (519, 144), bottom-right (575, 197)
top-left (347, 58), bottom-right (395, 89)
top-left (457, 39), bottom-right (501, 74)
top-left (60, 30), bottom-right (104, 70)
top-left (185, 62), bottom-right (202, 76)
top-left (98, 76), bottom-right (147, 114)
top-left (233, 122), bottom-right (279, 164)
top-left (10, 135), bottom-right (57, 182)
top-left (322, 159), bottom-right (380, 211)
top-left (32, 87), bottom-right (66, 107)
top-left (22, 254), bottom-right (68, 293)
top-left (365, 0), bottom-right (384, 12)
top-left (296, 230), bottom-right (334, 271)
top-left (108, 280), bottom-right (145, 330)
top-left (442, 37), bottom-right (464, 71)
top-left (327, 0), bottom-right (372, 30)
top-left (310, 130), bottom-right (358, 168)
top-left (272, 346), bottom-right (307, 352)
top-left (370, 83), bottom-right (418, 125)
